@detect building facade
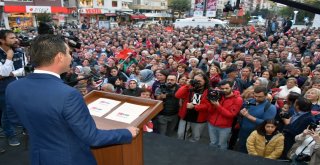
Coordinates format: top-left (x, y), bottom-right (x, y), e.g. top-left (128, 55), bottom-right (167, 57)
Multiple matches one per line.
top-left (2, 0), bottom-right (68, 29)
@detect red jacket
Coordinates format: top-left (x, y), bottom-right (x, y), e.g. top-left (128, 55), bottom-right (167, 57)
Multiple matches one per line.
top-left (175, 85), bottom-right (210, 123)
top-left (208, 91), bottom-right (243, 128)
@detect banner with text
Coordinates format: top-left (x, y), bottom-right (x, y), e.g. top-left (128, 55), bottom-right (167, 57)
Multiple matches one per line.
top-left (194, 0), bottom-right (204, 17)
top-left (205, 0), bottom-right (217, 17)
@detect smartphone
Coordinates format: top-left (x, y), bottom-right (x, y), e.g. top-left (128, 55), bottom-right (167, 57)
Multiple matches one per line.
top-left (309, 122), bottom-right (318, 131)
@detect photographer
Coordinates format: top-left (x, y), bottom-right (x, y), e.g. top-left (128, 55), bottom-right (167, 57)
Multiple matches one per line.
top-left (175, 72), bottom-right (210, 142)
top-left (154, 74), bottom-right (180, 136)
top-left (208, 79), bottom-right (243, 149)
top-left (0, 30), bottom-right (27, 148)
top-left (238, 86), bottom-right (277, 153)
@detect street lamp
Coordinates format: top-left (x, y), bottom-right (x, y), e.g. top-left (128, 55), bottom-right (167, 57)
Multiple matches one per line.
top-left (293, 10), bottom-right (299, 25)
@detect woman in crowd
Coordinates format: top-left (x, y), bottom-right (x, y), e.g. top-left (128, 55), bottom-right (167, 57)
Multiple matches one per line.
top-left (178, 75), bottom-right (188, 87)
top-left (261, 70), bottom-right (275, 90)
top-left (208, 65), bottom-right (221, 88)
top-left (107, 66), bottom-right (128, 86)
top-left (277, 78), bottom-right (301, 101)
top-left (175, 72), bottom-right (210, 142)
top-left (220, 54), bottom-right (234, 72)
top-left (246, 119), bottom-right (284, 160)
top-left (304, 88), bottom-right (320, 123)
top-left (288, 125), bottom-right (320, 165)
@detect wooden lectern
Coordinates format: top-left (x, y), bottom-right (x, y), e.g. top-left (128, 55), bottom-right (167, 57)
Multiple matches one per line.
top-left (84, 90), bottom-right (163, 165)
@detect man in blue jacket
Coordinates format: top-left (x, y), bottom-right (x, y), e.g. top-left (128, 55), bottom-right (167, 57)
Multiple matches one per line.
top-left (5, 34), bottom-right (139, 165)
top-left (238, 86), bottom-right (277, 153)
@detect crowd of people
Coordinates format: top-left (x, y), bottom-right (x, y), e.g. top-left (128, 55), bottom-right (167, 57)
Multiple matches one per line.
top-left (1, 19), bottom-right (320, 164)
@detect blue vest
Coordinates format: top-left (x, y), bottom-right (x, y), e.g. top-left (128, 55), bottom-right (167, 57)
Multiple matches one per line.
top-left (0, 48), bottom-right (24, 69)
top-left (0, 48), bottom-right (25, 93)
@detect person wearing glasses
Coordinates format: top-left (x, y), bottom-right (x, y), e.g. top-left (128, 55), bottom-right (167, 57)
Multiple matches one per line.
top-left (238, 86), bottom-right (277, 153)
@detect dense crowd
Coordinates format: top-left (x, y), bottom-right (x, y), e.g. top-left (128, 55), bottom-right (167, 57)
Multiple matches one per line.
top-left (1, 20), bottom-right (320, 164)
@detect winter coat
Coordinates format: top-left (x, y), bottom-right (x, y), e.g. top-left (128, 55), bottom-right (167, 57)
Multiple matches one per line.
top-left (175, 85), bottom-right (210, 123)
top-left (208, 91), bottom-right (243, 128)
top-left (247, 130), bottom-right (284, 159)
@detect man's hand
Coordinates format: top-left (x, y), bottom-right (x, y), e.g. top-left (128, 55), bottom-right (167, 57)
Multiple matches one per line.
top-left (210, 100), bottom-right (219, 106)
top-left (240, 108), bottom-right (249, 117)
top-left (127, 126), bottom-right (140, 138)
top-left (302, 127), bottom-right (313, 137)
top-left (160, 93), bottom-right (166, 99)
top-left (6, 49), bottom-right (14, 61)
top-left (187, 103), bottom-right (194, 109)
top-left (310, 129), bottom-right (320, 144)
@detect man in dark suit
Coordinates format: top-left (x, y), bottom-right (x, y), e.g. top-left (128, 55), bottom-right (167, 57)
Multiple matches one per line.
top-left (281, 96), bottom-right (314, 159)
top-left (5, 34), bottom-right (139, 165)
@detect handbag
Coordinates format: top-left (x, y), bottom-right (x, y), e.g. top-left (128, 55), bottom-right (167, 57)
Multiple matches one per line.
top-left (295, 140), bottom-right (314, 162)
top-left (183, 89), bottom-right (199, 123)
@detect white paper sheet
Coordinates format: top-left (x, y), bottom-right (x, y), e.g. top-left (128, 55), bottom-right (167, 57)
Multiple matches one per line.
top-left (105, 103), bottom-right (149, 124)
top-left (88, 98), bottom-right (121, 117)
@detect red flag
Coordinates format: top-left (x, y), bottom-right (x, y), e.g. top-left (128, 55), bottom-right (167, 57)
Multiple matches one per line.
top-left (116, 49), bottom-right (134, 60)
top-left (146, 39), bottom-right (152, 48)
top-left (165, 27), bottom-right (173, 32)
top-left (250, 25), bottom-right (255, 33)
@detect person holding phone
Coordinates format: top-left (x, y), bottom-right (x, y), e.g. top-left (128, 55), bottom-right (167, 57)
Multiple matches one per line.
top-left (288, 125), bottom-right (320, 165)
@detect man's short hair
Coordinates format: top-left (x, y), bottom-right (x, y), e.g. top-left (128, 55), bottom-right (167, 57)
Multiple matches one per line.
top-left (295, 96), bottom-right (312, 112)
top-left (218, 79), bottom-right (233, 87)
top-left (0, 30), bottom-right (14, 44)
top-left (254, 86), bottom-right (268, 95)
top-left (29, 34), bottom-right (67, 67)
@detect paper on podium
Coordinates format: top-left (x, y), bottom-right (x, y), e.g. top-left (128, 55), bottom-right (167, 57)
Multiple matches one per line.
top-left (88, 98), bottom-right (121, 117)
top-left (105, 102), bottom-right (149, 124)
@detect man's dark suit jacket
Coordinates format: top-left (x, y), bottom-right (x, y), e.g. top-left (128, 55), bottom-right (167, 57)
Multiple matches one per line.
top-left (6, 73), bottom-right (132, 165)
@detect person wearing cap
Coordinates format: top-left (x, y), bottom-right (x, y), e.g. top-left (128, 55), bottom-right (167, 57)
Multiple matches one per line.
top-left (224, 64), bottom-right (246, 93)
top-left (123, 79), bottom-right (142, 97)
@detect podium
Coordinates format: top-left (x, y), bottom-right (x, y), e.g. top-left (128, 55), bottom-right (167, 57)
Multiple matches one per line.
top-left (84, 90), bottom-right (163, 165)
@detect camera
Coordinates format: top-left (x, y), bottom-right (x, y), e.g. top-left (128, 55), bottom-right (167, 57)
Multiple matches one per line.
top-left (24, 63), bottom-right (34, 75)
top-left (17, 35), bottom-right (33, 47)
top-left (159, 83), bottom-right (168, 94)
top-left (189, 79), bottom-right (200, 88)
top-left (207, 89), bottom-right (225, 101)
top-left (159, 83), bottom-right (175, 95)
top-left (243, 101), bottom-right (256, 108)
top-left (279, 111), bottom-right (291, 119)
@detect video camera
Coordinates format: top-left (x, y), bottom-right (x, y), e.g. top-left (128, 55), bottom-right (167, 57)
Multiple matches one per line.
top-left (159, 83), bottom-right (175, 95)
top-left (17, 35), bottom-right (33, 47)
top-left (207, 89), bottom-right (225, 101)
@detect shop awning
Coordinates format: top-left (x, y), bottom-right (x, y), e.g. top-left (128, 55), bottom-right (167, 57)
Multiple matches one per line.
top-left (130, 14), bottom-right (140, 19)
top-left (130, 14), bottom-right (147, 20)
top-left (105, 13), bottom-right (116, 16)
top-left (4, 6), bottom-right (69, 14)
top-left (138, 14), bottom-right (147, 19)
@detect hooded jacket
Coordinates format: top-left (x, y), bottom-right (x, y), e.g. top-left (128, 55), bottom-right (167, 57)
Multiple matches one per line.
top-left (208, 90), bottom-right (243, 128)
top-left (175, 85), bottom-right (210, 123)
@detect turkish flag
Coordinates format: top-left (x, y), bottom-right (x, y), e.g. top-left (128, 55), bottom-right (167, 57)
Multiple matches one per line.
top-left (165, 27), bottom-right (173, 32)
top-left (250, 25), bottom-right (255, 33)
top-left (116, 49), bottom-right (134, 60)
top-left (146, 39), bottom-right (152, 48)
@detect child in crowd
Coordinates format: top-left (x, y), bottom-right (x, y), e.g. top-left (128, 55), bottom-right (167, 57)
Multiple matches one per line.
top-left (246, 119), bottom-right (284, 159)
top-left (140, 87), bottom-right (154, 132)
